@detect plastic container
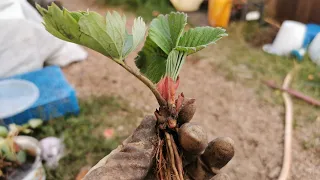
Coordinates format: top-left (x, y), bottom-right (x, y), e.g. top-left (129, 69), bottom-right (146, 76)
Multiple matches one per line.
top-left (291, 48), bottom-right (306, 61)
top-left (3, 66), bottom-right (80, 125)
top-left (170, 0), bottom-right (204, 12)
top-left (9, 136), bottom-right (46, 180)
top-left (0, 79), bottom-right (39, 119)
top-left (308, 33), bottom-right (320, 66)
top-left (208, 0), bottom-right (233, 28)
top-left (303, 24), bottom-right (320, 47)
top-left (263, 20), bottom-right (306, 56)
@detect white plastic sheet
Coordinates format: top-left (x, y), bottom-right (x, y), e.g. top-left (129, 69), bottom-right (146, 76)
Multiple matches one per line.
top-left (0, 0), bottom-right (25, 19)
top-left (0, 0), bottom-right (88, 78)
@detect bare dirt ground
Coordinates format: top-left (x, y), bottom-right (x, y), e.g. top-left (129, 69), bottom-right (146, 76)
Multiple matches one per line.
top-left (59, 0), bottom-right (319, 179)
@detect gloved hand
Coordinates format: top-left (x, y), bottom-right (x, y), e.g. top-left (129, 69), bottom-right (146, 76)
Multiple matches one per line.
top-left (84, 115), bottom-right (234, 180)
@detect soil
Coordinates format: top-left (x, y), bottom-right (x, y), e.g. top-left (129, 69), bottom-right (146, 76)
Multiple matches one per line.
top-left (58, 0), bottom-right (319, 179)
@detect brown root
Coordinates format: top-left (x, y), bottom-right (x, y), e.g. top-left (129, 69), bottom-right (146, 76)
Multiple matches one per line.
top-left (165, 132), bottom-right (181, 180)
top-left (156, 139), bottom-right (165, 180)
top-left (165, 142), bottom-right (171, 180)
top-left (155, 95), bottom-right (198, 180)
top-left (171, 135), bottom-right (184, 180)
top-left (155, 127), bottom-right (185, 180)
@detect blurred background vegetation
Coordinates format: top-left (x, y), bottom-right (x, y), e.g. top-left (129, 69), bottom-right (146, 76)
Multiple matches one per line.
top-left (96, 0), bottom-right (174, 21)
top-left (33, 96), bottom-right (142, 179)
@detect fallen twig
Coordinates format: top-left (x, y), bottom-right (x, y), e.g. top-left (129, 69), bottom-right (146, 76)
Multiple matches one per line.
top-left (278, 72), bottom-right (293, 180)
top-left (263, 80), bottom-right (320, 106)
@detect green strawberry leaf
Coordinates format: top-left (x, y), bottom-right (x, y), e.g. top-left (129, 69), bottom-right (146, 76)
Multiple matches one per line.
top-left (135, 37), bottom-right (167, 83)
top-left (175, 27), bottom-right (227, 54)
top-left (132, 17), bottom-right (147, 50)
top-left (148, 12), bottom-right (187, 55)
top-left (36, 4), bottom-right (146, 62)
top-left (78, 11), bottom-right (121, 59)
top-left (123, 17), bottom-right (147, 57)
top-left (37, 4), bottom-right (109, 57)
top-left (38, 4), bottom-right (226, 87)
top-left (135, 12), bottom-right (187, 83)
top-left (105, 11), bottom-right (127, 59)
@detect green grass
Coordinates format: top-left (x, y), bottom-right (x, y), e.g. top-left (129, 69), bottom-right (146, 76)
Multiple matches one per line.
top-left (197, 22), bottom-right (320, 124)
top-left (96, 0), bottom-right (175, 21)
top-left (33, 96), bottom-right (142, 180)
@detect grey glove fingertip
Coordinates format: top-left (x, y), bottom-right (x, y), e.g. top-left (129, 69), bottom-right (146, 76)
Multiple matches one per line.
top-left (178, 123), bottom-right (208, 155)
top-left (201, 137), bottom-right (234, 169)
top-left (178, 122), bottom-right (208, 167)
top-left (184, 137), bottom-right (234, 180)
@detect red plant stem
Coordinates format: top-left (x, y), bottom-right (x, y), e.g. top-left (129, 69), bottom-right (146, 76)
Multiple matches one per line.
top-left (263, 81), bottom-right (320, 106)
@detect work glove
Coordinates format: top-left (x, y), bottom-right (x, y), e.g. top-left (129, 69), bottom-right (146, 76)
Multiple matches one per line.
top-left (84, 115), bottom-right (234, 180)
